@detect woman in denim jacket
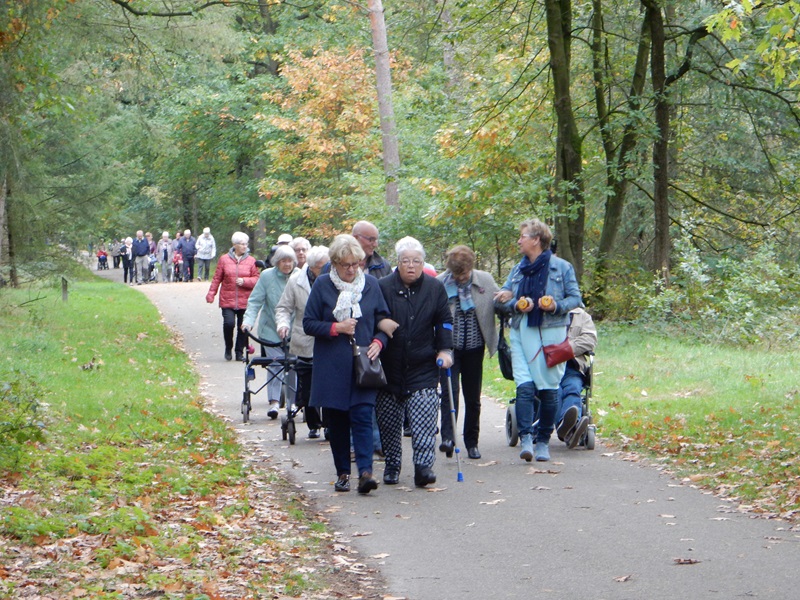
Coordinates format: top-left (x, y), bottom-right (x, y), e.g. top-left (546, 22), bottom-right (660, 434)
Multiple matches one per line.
top-left (494, 219), bottom-right (582, 462)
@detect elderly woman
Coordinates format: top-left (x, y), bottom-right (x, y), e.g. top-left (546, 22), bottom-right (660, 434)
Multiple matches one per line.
top-left (276, 245), bottom-right (329, 439)
top-left (156, 232), bottom-right (174, 283)
top-left (242, 244), bottom-right (298, 419)
top-left (121, 237), bottom-right (135, 285)
top-left (289, 236), bottom-right (311, 269)
top-left (303, 234), bottom-right (390, 494)
top-left (206, 232), bottom-right (260, 362)
top-left (494, 219), bottom-right (582, 462)
top-left (377, 237), bottom-right (453, 488)
top-left (436, 245), bottom-right (500, 460)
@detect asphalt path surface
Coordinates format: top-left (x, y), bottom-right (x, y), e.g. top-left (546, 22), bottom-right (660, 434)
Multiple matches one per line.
top-left (98, 266), bottom-right (798, 600)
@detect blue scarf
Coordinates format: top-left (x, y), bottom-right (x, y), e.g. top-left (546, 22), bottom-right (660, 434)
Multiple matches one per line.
top-left (442, 272), bottom-right (475, 312)
top-left (516, 250), bottom-right (552, 328)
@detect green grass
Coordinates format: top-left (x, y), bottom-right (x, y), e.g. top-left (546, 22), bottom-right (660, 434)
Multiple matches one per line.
top-left (0, 274), bottom-right (334, 598)
top-left (483, 323), bottom-right (800, 519)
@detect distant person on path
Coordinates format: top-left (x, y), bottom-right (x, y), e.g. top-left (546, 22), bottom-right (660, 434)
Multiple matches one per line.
top-left (207, 232), bottom-right (260, 362)
top-left (132, 230), bottom-right (150, 285)
top-left (156, 232), bottom-right (174, 283)
top-left (121, 237), bottom-right (135, 285)
top-left (289, 237), bottom-right (310, 270)
top-left (177, 229), bottom-right (197, 282)
top-left (303, 235), bottom-right (390, 494)
top-left (110, 239), bottom-right (123, 269)
top-left (276, 245), bottom-right (329, 439)
top-left (145, 232), bottom-right (156, 255)
top-left (436, 245), bottom-right (499, 461)
top-left (494, 219), bottom-right (582, 462)
top-left (377, 236), bottom-right (453, 488)
top-left (554, 306), bottom-right (597, 448)
top-left (242, 245), bottom-right (298, 417)
top-left (196, 227), bottom-right (217, 281)
top-left (264, 233), bottom-right (293, 269)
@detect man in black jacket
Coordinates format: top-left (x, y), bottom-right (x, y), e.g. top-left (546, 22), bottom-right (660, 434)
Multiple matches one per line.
top-left (377, 236), bottom-right (453, 488)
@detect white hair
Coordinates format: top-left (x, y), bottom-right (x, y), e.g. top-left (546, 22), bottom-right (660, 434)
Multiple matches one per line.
top-left (162, 231), bottom-right (170, 238)
top-left (203, 227), bottom-right (210, 234)
top-left (395, 236), bottom-right (425, 260)
top-left (290, 236), bottom-right (310, 251)
top-left (271, 244), bottom-right (297, 267)
top-left (184, 229), bottom-right (191, 237)
top-left (231, 231), bottom-right (249, 245)
top-left (306, 245), bottom-right (329, 268)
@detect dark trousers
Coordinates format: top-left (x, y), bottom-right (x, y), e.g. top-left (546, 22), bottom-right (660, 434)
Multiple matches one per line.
top-left (439, 346), bottom-right (485, 448)
top-left (221, 308), bottom-right (246, 355)
top-left (183, 256), bottom-right (195, 281)
top-left (113, 255), bottom-right (121, 268)
top-left (122, 261), bottom-right (134, 283)
top-left (326, 403), bottom-right (374, 477)
top-left (295, 359), bottom-right (322, 430)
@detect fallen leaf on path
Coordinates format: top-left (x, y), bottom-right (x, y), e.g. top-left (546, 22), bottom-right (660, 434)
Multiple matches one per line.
top-left (614, 574), bottom-right (633, 582)
top-left (478, 461), bottom-right (498, 466)
top-left (479, 499), bottom-right (506, 505)
top-left (352, 531), bottom-right (372, 537)
top-left (532, 486), bottom-right (551, 491)
top-left (371, 553), bottom-right (390, 559)
top-left (674, 558), bottom-right (701, 565)
top-left (527, 468), bottom-right (560, 475)
top-left (425, 487), bottom-right (447, 492)
top-left (395, 514), bottom-right (410, 519)
top-left (659, 514), bottom-right (675, 518)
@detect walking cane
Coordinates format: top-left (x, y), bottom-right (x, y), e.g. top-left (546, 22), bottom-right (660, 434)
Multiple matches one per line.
top-left (438, 359), bottom-right (464, 483)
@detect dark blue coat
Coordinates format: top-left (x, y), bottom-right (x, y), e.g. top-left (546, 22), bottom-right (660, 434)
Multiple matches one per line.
top-left (131, 238), bottom-right (150, 257)
top-left (303, 274), bottom-right (390, 411)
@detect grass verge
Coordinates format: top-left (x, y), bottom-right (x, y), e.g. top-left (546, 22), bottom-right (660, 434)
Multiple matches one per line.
top-left (0, 274), bottom-right (381, 599)
top-left (483, 323), bottom-right (800, 520)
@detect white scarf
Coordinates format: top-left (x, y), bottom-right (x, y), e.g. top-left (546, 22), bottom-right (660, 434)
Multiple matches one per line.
top-left (330, 265), bottom-right (365, 322)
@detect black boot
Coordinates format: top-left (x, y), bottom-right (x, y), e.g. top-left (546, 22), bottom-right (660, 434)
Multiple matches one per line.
top-left (414, 465), bottom-right (436, 487)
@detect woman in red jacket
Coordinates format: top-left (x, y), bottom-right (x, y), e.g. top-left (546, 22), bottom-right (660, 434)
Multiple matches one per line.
top-left (206, 232), bottom-right (261, 361)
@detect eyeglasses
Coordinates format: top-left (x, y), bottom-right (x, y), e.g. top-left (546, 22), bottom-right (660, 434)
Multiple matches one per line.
top-left (356, 234), bottom-right (379, 243)
top-left (399, 258), bottom-right (424, 267)
top-left (338, 261), bottom-right (361, 270)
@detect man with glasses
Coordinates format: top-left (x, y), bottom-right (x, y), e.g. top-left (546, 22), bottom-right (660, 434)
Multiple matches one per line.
top-left (352, 221), bottom-right (391, 279)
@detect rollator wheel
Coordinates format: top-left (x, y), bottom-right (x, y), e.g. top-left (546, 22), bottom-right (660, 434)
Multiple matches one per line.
top-left (287, 420), bottom-right (296, 445)
top-left (505, 402), bottom-right (519, 447)
top-left (242, 391), bottom-right (251, 424)
top-left (280, 414), bottom-right (288, 440)
top-left (586, 425), bottom-right (596, 450)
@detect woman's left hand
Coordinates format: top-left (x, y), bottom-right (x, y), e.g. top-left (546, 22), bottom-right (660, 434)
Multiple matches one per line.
top-left (436, 351), bottom-right (453, 369)
top-left (366, 341), bottom-right (382, 361)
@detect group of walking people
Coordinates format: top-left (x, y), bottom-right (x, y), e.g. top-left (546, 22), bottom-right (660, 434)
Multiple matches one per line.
top-left (102, 228), bottom-right (217, 285)
top-left (204, 217), bottom-right (597, 495)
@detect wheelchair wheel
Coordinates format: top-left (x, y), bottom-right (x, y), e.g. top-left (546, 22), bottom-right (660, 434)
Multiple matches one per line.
top-left (585, 424), bottom-right (596, 450)
top-left (505, 402), bottom-right (519, 447)
top-left (242, 391), bottom-right (251, 424)
top-left (287, 420), bottom-right (296, 445)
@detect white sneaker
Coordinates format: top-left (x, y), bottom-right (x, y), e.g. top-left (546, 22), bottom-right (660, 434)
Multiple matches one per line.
top-left (267, 402), bottom-right (279, 420)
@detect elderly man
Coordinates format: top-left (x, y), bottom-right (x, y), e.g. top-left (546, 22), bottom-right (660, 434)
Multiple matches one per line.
top-left (377, 236), bottom-right (454, 488)
top-left (131, 230), bottom-right (150, 285)
top-left (196, 227), bottom-right (217, 281)
top-left (352, 221), bottom-right (391, 278)
top-left (177, 229), bottom-right (197, 282)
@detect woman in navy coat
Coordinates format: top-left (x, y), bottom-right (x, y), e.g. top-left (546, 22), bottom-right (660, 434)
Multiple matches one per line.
top-left (304, 234), bottom-right (390, 495)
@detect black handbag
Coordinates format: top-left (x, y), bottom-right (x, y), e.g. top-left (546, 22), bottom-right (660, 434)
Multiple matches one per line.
top-left (351, 337), bottom-right (387, 388)
top-left (497, 319), bottom-right (514, 381)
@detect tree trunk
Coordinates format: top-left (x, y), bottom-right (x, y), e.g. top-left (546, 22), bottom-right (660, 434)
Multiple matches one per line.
top-left (649, 5), bottom-right (670, 281)
top-left (367, 0), bottom-right (400, 206)
top-left (544, 0), bottom-right (584, 280)
top-left (0, 175), bottom-right (7, 267)
top-left (256, 0), bottom-right (280, 77)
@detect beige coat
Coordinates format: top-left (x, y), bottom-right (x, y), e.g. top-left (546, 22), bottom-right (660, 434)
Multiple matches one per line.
top-left (275, 265), bottom-right (315, 357)
top-left (437, 268), bottom-right (500, 356)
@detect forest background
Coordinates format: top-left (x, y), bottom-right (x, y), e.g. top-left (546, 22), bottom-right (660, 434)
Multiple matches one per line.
top-left (2, 0), bottom-right (800, 335)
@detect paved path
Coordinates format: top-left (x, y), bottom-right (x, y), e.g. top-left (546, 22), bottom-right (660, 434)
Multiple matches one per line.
top-left (99, 267), bottom-right (799, 600)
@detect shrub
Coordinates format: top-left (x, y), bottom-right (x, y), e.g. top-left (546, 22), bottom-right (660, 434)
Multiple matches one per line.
top-left (0, 372), bottom-right (47, 472)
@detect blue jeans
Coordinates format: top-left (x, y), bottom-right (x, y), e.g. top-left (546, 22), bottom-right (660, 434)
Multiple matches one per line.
top-left (557, 364), bottom-right (584, 423)
top-left (326, 403), bottom-right (374, 476)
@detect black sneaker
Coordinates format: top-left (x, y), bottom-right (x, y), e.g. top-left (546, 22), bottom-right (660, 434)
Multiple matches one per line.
top-left (383, 466), bottom-right (400, 485)
top-left (308, 429), bottom-right (320, 439)
top-left (556, 405), bottom-right (579, 442)
top-left (224, 350), bottom-right (232, 361)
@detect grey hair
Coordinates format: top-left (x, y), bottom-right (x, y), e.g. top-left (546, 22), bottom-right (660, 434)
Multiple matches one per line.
top-left (395, 236), bottom-right (426, 260)
top-left (290, 236), bottom-right (310, 251)
top-left (161, 231), bottom-right (170, 238)
top-left (329, 234), bottom-right (365, 264)
top-left (306, 245), bottom-right (330, 268)
top-left (519, 219), bottom-right (552, 250)
top-left (184, 229), bottom-right (191, 237)
top-left (231, 231), bottom-right (249, 245)
top-left (271, 244), bottom-right (297, 267)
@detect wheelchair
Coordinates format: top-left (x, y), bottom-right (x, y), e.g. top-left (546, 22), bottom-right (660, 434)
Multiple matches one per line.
top-left (505, 355), bottom-right (596, 450)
